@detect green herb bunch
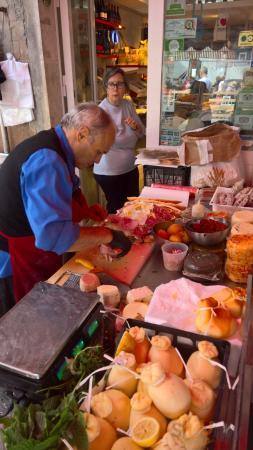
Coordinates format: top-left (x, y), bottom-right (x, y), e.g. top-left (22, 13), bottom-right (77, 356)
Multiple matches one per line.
top-left (0, 346), bottom-right (106, 450)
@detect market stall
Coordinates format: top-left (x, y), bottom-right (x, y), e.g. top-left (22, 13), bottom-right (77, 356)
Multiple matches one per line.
top-left (0, 186), bottom-right (252, 449)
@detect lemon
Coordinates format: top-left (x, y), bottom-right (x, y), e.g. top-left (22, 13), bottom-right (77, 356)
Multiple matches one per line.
top-left (75, 258), bottom-right (95, 270)
top-left (115, 330), bottom-right (136, 356)
top-left (131, 417), bottom-right (160, 447)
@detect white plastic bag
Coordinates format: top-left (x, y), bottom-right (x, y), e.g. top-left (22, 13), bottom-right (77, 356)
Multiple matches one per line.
top-left (0, 53), bottom-right (34, 108)
top-left (190, 160), bottom-right (242, 188)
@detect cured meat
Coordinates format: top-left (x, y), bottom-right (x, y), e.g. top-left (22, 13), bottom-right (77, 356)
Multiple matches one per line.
top-left (106, 199), bottom-right (181, 239)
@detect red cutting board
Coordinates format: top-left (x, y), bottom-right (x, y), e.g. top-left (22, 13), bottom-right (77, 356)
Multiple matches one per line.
top-left (76, 242), bottom-right (154, 286)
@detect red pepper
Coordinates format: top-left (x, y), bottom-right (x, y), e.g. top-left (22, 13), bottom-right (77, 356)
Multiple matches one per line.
top-left (191, 219), bottom-right (227, 233)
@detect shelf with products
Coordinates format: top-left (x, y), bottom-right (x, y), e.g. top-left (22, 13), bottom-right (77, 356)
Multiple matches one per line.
top-left (95, 0), bottom-right (122, 26)
top-left (107, 64), bottom-right (147, 68)
top-left (95, 18), bottom-right (125, 30)
top-left (97, 53), bottom-right (118, 59)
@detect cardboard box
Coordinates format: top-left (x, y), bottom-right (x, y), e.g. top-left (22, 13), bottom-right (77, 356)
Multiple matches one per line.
top-left (236, 88), bottom-right (253, 108)
top-left (234, 110), bottom-right (253, 130)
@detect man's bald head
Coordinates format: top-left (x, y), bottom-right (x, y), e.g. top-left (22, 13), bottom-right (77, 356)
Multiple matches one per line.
top-left (61, 102), bottom-right (115, 169)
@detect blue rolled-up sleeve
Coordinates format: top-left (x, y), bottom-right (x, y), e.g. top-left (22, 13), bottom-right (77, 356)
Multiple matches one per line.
top-left (20, 149), bottom-right (80, 254)
top-left (0, 251), bottom-right (12, 277)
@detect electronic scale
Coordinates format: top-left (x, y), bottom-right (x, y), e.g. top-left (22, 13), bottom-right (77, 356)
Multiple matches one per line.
top-left (0, 281), bottom-right (107, 410)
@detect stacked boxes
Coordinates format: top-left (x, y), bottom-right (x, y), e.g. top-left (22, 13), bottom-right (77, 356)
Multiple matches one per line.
top-left (234, 69), bottom-right (253, 131)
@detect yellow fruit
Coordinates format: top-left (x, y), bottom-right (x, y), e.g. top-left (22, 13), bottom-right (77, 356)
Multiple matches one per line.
top-left (75, 258), bottom-right (95, 270)
top-left (111, 437), bottom-right (142, 450)
top-left (115, 331), bottom-right (136, 356)
top-left (179, 230), bottom-right (190, 243)
top-left (167, 223), bottom-right (183, 235)
top-left (131, 417), bottom-right (160, 447)
top-left (169, 234), bottom-right (181, 242)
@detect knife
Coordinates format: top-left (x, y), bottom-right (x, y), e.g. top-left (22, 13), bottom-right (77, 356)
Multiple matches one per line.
top-left (109, 230), bottom-right (132, 258)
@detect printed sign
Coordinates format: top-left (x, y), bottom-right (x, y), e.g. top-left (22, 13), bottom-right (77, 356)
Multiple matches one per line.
top-left (166, 0), bottom-right (186, 16)
top-left (238, 30), bottom-right (253, 48)
top-left (162, 92), bottom-right (175, 113)
top-left (165, 18), bottom-right (197, 39)
top-left (164, 38), bottom-right (184, 54)
top-left (160, 128), bottom-right (181, 146)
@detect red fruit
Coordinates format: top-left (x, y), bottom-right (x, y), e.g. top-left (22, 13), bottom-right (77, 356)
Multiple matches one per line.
top-left (157, 229), bottom-right (170, 240)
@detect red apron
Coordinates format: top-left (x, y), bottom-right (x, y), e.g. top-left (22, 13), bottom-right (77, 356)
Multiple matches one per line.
top-left (0, 188), bottom-right (90, 303)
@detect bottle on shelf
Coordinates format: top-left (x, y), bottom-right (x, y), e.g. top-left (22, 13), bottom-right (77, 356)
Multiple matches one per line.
top-left (95, 0), bottom-right (100, 18)
top-left (116, 6), bottom-right (121, 25)
top-left (99, 0), bottom-right (107, 20)
top-left (96, 29), bottom-right (104, 54)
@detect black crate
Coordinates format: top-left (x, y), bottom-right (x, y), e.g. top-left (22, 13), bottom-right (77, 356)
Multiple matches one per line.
top-left (144, 165), bottom-right (191, 187)
top-left (117, 319), bottom-right (231, 450)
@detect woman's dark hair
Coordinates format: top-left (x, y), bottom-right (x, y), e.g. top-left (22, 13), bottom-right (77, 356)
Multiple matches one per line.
top-left (103, 67), bottom-right (129, 90)
top-left (190, 80), bottom-right (208, 94)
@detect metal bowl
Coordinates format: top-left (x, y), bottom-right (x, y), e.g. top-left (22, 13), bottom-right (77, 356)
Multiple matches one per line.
top-left (185, 218), bottom-right (230, 247)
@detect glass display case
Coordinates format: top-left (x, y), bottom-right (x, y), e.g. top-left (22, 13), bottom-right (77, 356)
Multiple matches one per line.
top-left (147, 0), bottom-right (253, 150)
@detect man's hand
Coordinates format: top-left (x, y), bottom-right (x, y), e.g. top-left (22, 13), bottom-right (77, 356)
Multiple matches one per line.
top-left (88, 203), bottom-right (108, 222)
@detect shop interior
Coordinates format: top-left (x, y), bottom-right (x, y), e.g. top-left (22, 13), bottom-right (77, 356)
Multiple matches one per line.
top-left (71, 0), bottom-right (148, 118)
top-left (159, 0), bottom-right (253, 143)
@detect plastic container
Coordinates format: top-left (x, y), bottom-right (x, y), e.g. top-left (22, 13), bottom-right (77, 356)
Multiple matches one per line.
top-left (161, 242), bottom-right (188, 271)
top-left (144, 165), bottom-right (191, 187)
top-left (210, 186), bottom-right (253, 216)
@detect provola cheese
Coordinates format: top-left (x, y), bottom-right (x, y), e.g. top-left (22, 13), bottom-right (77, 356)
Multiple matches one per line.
top-left (231, 210), bottom-right (253, 226)
top-left (231, 222), bottom-right (253, 236)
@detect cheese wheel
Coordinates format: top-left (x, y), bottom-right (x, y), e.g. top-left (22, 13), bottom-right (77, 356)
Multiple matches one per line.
top-left (97, 285), bottom-right (120, 307)
top-left (231, 210), bottom-right (253, 226)
top-left (122, 302), bottom-right (148, 320)
top-left (126, 286), bottom-right (153, 304)
top-left (80, 273), bottom-right (100, 292)
top-left (231, 222), bottom-right (253, 236)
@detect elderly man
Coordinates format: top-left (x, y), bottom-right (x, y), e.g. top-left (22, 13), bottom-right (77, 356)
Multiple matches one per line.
top-left (0, 102), bottom-right (116, 310)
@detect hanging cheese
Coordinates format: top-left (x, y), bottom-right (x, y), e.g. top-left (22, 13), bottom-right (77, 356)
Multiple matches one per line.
top-left (231, 210), bottom-right (253, 226)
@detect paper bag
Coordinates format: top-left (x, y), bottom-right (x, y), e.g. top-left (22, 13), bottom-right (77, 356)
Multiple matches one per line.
top-left (182, 123), bottom-right (241, 166)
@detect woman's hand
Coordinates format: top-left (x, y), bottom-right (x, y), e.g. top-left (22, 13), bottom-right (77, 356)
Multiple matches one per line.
top-left (125, 116), bottom-right (139, 131)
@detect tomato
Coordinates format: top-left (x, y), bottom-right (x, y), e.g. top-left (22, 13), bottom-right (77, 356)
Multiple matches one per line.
top-left (157, 229), bottom-right (170, 240)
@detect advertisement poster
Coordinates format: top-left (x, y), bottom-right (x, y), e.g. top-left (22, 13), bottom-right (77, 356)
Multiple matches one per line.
top-left (166, 0), bottom-right (186, 16)
top-left (165, 18), bottom-right (197, 39)
top-left (164, 38), bottom-right (184, 54)
top-left (238, 30), bottom-right (253, 48)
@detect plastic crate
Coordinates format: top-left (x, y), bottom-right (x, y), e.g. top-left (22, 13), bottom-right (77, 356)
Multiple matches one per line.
top-left (144, 165), bottom-right (191, 187)
top-left (117, 319), bottom-right (231, 450)
top-left (210, 186), bottom-right (253, 216)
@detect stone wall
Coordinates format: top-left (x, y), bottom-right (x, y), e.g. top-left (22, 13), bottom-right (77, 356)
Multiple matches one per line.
top-left (0, 0), bottom-right (62, 151)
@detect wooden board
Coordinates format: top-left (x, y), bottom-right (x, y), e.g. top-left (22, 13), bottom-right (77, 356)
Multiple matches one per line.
top-left (75, 242), bottom-right (154, 286)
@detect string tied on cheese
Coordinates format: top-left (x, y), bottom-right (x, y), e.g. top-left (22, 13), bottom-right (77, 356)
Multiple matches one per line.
top-left (199, 354), bottom-right (239, 390)
top-left (74, 365), bottom-right (116, 392)
top-left (116, 427), bottom-right (131, 437)
top-left (152, 372), bottom-right (167, 386)
top-left (61, 438), bottom-right (74, 450)
top-left (197, 306), bottom-right (218, 316)
top-left (175, 347), bottom-right (193, 383)
top-left (104, 353), bottom-right (140, 379)
top-left (203, 421), bottom-right (235, 433)
top-left (100, 309), bottom-right (131, 329)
